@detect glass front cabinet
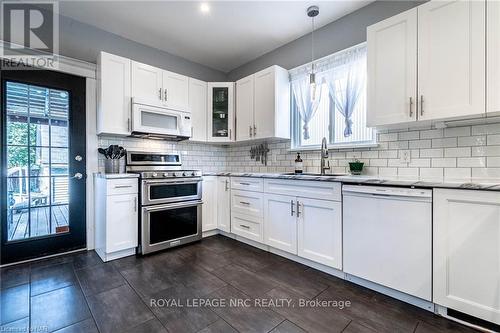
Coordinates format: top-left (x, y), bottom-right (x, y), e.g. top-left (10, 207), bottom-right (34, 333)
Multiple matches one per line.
top-left (207, 82), bottom-right (234, 142)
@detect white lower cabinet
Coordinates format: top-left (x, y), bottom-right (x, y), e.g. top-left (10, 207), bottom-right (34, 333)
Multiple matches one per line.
top-left (434, 189), bottom-right (500, 325)
top-left (202, 176), bottom-right (218, 232)
top-left (297, 198), bottom-right (342, 270)
top-left (263, 179), bottom-right (342, 270)
top-left (231, 213), bottom-right (263, 243)
top-left (264, 193), bottom-right (297, 254)
top-left (216, 177), bottom-right (231, 233)
top-left (94, 175), bottom-right (138, 262)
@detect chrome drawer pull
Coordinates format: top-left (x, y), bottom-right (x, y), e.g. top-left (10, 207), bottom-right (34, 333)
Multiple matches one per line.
top-left (240, 201), bottom-right (250, 205)
top-left (114, 185), bottom-right (133, 189)
top-left (239, 182), bottom-right (251, 186)
top-left (290, 200), bottom-right (295, 216)
top-left (240, 224), bottom-right (250, 229)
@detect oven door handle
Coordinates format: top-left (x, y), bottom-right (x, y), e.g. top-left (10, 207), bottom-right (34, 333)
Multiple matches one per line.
top-left (142, 200), bottom-right (203, 212)
top-left (143, 179), bottom-right (202, 186)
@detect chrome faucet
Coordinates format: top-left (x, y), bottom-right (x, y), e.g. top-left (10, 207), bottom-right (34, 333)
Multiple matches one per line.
top-left (320, 137), bottom-right (330, 175)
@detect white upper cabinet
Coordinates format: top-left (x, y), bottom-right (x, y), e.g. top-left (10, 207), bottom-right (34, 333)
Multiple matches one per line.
top-left (189, 78), bottom-right (207, 141)
top-left (236, 75), bottom-right (254, 141)
top-left (487, 0), bottom-right (500, 114)
top-left (97, 52), bottom-right (132, 136)
top-left (418, 0), bottom-right (485, 121)
top-left (367, 8), bottom-right (417, 127)
top-left (131, 61), bottom-right (163, 103)
top-left (367, 0), bottom-right (486, 128)
top-left (433, 189), bottom-right (500, 325)
top-left (235, 65), bottom-right (290, 141)
top-left (254, 66), bottom-right (290, 139)
top-left (207, 82), bottom-right (235, 142)
top-left (162, 70), bottom-right (189, 111)
top-left (131, 61), bottom-right (189, 111)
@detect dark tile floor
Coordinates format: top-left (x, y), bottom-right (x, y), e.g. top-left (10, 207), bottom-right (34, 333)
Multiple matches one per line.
top-left (0, 235), bottom-right (479, 333)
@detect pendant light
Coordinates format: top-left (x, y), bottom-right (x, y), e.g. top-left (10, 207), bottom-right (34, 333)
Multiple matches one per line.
top-left (307, 5), bottom-right (319, 100)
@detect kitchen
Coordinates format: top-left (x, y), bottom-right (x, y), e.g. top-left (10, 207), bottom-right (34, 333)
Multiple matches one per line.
top-left (1, 1), bottom-right (499, 333)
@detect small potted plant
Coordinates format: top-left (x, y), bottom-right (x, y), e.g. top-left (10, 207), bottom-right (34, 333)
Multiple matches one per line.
top-left (349, 159), bottom-right (364, 175)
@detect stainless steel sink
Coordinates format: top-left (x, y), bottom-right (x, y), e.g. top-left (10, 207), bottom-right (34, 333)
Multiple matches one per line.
top-left (280, 172), bottom-right (346, 177)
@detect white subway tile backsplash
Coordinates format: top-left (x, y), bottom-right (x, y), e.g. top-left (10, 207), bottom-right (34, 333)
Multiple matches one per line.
top-left (457, 157), bottom-right (486, 168)
top-left (457, 136), bottom-right (486, 147)
top-left (99, 123), bottom-right (500, 181)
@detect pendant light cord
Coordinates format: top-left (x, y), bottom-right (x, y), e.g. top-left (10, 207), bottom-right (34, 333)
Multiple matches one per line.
top-left (311, 15), bottom-right (315, 74)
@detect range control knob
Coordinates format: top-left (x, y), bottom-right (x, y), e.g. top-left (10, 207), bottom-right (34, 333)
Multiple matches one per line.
top-left (191, 172), bottom-right (196, 177)
top-left (152, 172), bottom-right (158, 178)
top-left (163, 172), bottom-right (169, 177)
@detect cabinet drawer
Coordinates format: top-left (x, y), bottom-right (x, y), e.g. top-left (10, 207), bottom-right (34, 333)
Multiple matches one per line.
top-left (231, 213), bottom-right (263, 243)
top-left (106, 178), bottom-right (138, 195)
top-left (264, 179), bottom-right (341, 201)
top-left (231, 190), bottom-right (263, 217)
top-left (231, 177), bottom-right (263, 192)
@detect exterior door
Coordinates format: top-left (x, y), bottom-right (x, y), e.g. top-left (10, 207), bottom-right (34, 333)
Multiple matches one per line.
top-left (1, 69), bottom-right (86, 264)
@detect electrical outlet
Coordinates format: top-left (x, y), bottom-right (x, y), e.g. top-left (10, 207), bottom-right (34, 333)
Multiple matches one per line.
top-left (399, 150), bottom-right (411, 164)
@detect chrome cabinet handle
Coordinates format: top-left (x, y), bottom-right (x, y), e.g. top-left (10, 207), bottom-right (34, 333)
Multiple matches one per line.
top-left (409, 97), bottom-right (413, 118)
top-left (253, 125), bottom-right (256, 136)
top-left (114, 185), bottom-right (132, 188)
top-left (127, 118), bottom-right (131, 132)
top-left (164, 89), bottom-right (168, 101)
top-left (134, 197), bottom-right (137, 212)
top-left (249, 126), bottom-right (252, 137)
top-left (225, 179), bottom-right (229, 191)
top-left (239, 201), bottom-right (250, 205)
top-left (420, 95), bottom-right (424, 116)
top-left (75, 155), bottom-right (83, 162)
top-left (158, 88), bottom-right (162, 101)
top-left (240, 224), bottom-right (250, 229)
top-left (296, 200), bottom-right (301, 217)
top-left (239, 182), bottom-right (250, 186)
top-left (290, 200), bottom-right (295, 216)
top-left (229, 129), bottom-right (232, 139)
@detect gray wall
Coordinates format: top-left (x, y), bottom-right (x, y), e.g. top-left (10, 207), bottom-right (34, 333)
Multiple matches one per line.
top-left (226, 1), bottom-right (422, 81)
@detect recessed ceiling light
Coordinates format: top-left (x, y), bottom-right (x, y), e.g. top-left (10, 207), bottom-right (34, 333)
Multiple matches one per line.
top-left (200, 3), bottom-right (210, 14)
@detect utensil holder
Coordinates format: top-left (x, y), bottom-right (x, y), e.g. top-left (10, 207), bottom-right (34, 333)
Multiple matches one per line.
top-left (104, 159), bottom-right (120, 174)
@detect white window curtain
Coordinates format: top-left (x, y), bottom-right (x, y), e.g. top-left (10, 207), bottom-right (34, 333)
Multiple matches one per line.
top-left (320, 45), bottom-right (366, 137)
top-left (290, 43), bottom-right (367, 139)
top-left (291, 77), bottom-right (322, 140)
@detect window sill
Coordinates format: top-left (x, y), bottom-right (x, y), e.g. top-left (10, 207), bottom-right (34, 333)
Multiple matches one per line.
top-left (289, 142), bottom-right (379, 152)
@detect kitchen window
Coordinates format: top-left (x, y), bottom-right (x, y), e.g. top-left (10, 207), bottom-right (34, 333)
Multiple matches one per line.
top-left (290, 43), bottom-right (375, 149)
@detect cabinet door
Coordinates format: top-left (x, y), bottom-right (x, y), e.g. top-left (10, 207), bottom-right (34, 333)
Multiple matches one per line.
top-left (106, 193), bottom-right (138, 253)
top-left (434, 189), bottom-right (500, 325)
top-left (487, 0), bottom-right (500, 114)
top-left (418, 0), bottom-right (485, 121)
top-left (97, 52), bottom-right (131, 136)
top-left (131, 61), bottom-right (163, 103)
top-left (162, 70), bottom-right (189, 111)
top-left (207, 82), bottom-right (234, 142)
top-left (217, 177), bottom-right (231, 233)
top-left (253, 67), bottom-right (276, 139)
top-left (202, 176), bottom-right (217, 232)
top-left (263, 193), bottom-right (297, 254)
top-left (189, 78), bottom-right (207, 141)
top-left (367, 8), bottom-right (417, 127)
top-left (236, 75), bottom-right (254, 141)
top-left (297, 198), bottom-right (342, 269)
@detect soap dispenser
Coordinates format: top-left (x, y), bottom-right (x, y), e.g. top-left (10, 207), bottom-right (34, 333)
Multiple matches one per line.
top-left (294, 152), bottom-right (303, 174)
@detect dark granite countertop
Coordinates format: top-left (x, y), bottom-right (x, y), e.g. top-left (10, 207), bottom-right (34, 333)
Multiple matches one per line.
top-left (203, 172), bottom-right (500, 191)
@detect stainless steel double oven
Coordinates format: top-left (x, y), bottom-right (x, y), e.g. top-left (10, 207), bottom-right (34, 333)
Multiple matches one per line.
top-left (127, 151), bottom-right (203, 254)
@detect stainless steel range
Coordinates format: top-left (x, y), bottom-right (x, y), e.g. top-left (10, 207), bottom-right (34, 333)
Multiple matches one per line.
top-left (126, 151), bottom-right (203, 254)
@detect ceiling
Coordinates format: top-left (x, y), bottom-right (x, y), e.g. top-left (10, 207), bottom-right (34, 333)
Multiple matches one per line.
top-left (59, 1), bottom-right (372, 73)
